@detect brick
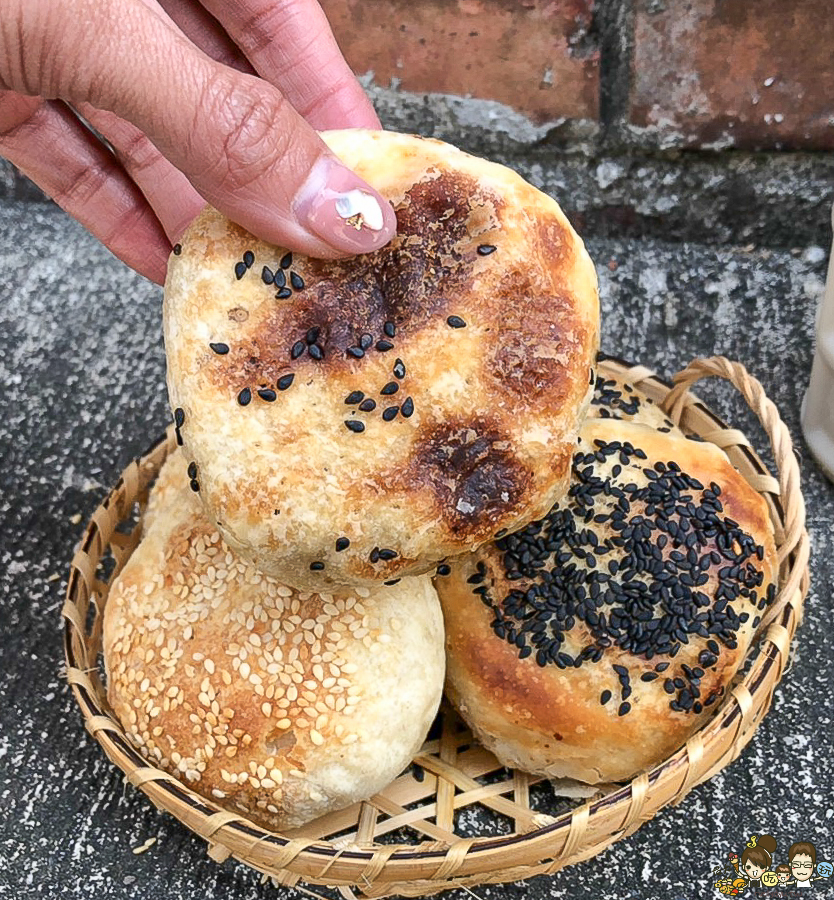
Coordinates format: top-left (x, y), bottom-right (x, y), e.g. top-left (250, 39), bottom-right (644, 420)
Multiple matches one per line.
top-left (320, 0), bottom-right (599, 124)
top-left (630, 0), bottom-right (834, 150)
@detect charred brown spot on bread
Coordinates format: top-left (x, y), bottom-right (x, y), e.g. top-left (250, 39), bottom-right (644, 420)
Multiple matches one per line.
top-left (285, 169), bottom-right (503, 348)
top-left (376, 170), bottom-right (503, 329)
top-left (402, 418), bottom-right (532, 537)
top-left (489, 285), bottom-right (593, 410)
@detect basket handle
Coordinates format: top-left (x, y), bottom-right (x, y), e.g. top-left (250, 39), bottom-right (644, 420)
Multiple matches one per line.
top-left (662, 355), bottom-right (809, 631)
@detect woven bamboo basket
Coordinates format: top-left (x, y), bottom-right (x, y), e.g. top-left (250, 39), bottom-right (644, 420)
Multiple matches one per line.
top-left (63, 354), bottom-right (809, 898)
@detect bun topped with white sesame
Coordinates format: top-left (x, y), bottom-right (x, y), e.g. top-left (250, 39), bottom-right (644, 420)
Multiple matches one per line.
top-left (436, 415), bottom-right (777, 783)
top-left (164, 129), bottom-right (599, 589)
top-left (103, 449), bottom-right (444, 831)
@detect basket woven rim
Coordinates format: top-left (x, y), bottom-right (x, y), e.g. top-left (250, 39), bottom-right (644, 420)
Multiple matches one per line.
top-left (62, 354), bottom-right (809, 893)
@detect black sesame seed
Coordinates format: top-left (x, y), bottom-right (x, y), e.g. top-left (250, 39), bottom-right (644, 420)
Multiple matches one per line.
top-left (277, 373), bottom-right (295, 391)
top-left (347, 346), bottom-right (365, 359)
top-left (359, 398), bottom-right (377, 412)
top-left (280, 252), bottom-right (292, 269)
top-left (174, 407), bottom-right (185, 427)
top-left (335, 537), bottom-right (350, 552)
top-left (291, 340), bottom-right (306, 360)
top-left (380, 381), bottom-right (399, 395)
top-left (310, 561), bottom-right (325, 571)
top-left (393, 358), bottom-right (406, 379)
top-left (273, 268), bottom-right (286, 288)
top-left (378, 548), bottom-right (398, 561)
top-left (344, 420), bottom-right (365, 433)
top-left (257, 388), bottom-right (277, 402)
top-left (275, 287), bottom-right (292, 300)
top-left (384, 579), bottom-right (401, 586)
top-left (309, 344), bottom-right (324, 361)
top-left (600, 689), bottom-right (612, 705)
top-left (243, 250), bottom-right (255, 268)
top-left (359, 333), bottom-right (373, 350)
top-left (175, 428), bottom-right (183, 446)
top-left (172, 243), bottom-right (182, 256)
top-left (436, 564), bottom-right (451, 576)
top-left (382, 406), bottom-right (399, 421)
top-left (209, 342), bottom-right (230, 355)
top-left (384, 321), bottom-right (396, 338)
top-left (376, 340), bottom-right (394, 351)
top-left (187, 461), bottom-right (198, 479)
top-left (306, 326), bottom-right (320, 344)
top-left (237, 388), bottom-right (252, 406)
top-left (401, 396), bottom-right (414, 418)
top-left (618, 701), bottom-right (631, 717)
top-left (290, 271), bottom-right (305, 290)
top-left (345, 390), bottom-right (365, 405)
top-left (189, 479), bottom-right (200, 492)
top-left (261, 265), bottom-right (274, 285)
top-left (477, 244), bottom-right (496, 256)
top-left (369, 547), bottom-right (380, 564)
top-left (447, 315), bottom-right (466, 328)
top-left (234, 261), bottom-right (247, 280)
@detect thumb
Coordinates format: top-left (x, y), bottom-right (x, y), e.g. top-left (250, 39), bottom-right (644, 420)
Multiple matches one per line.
top-left (4, 0), bottom-right (396, 256)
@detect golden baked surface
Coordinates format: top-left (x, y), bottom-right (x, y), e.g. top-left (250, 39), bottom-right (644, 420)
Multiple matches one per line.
top-left (164, 129), bottom-right (599, 588)
top-left (438, 417), bottom-right (777, 783)
top-left (103, 450), bottom-right (445, 831)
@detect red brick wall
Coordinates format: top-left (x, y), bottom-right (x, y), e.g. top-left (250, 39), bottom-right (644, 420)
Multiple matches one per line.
top-left (322, 0), bottom-right (599, 124)
top-left (630, 0), bottom-right (834, 150)
top-left (321, 0), bottom-right (834, 150)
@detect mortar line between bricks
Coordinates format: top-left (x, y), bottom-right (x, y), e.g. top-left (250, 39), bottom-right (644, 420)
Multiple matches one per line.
top-left (595, 0), bottom-right (636, 142)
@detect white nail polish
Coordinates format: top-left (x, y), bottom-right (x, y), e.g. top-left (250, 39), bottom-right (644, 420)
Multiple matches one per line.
top-left (334, 189), bottom-right (385, 232)
top-left (294, 157), bottom-right (395, 253)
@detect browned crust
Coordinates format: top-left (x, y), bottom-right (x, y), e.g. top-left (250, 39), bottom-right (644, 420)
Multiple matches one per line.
top-left (438, 418), bottom-right (778, 782)
top-left (165, 130), bottom-right (599, 587)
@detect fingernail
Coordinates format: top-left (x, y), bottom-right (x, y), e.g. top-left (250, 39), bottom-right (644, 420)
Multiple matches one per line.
top-left (293, 157), bottom-right (396, 254)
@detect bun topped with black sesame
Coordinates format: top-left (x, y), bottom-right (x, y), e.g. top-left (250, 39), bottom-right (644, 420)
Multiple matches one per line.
top-left (588, 371), bottom-right (683, 434)
top-left (164, 129), bottom-right (599, 589)
top-left (436, 415), bottom-right (777, 783)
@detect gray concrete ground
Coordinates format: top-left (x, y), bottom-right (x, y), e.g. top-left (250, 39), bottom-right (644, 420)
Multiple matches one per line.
top-left (0, 187), bottom-right (832, 900)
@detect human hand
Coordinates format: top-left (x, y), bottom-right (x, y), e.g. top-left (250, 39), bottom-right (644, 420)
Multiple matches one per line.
top-left (0, 0), bottom-right (397, 284)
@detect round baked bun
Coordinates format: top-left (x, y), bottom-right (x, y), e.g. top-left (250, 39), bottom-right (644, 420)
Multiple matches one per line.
top-left (437, 417), bottom-right (777, 783)
top-left (103, 450), bottom-right (445, 831)
top-left (164, 129), bottom-right (599, 589)
top-left (588, 369), bottom-right (683, 434)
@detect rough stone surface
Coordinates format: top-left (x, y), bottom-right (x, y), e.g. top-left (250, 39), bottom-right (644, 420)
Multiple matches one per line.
top-left (0, 201), bottom-right (833, 900)
top-left (0, 158), bottom-right (47, 202)
top-left (321, 0), bottom-right (600, 124)
top-left (630, 0), bottom-right (834, 150)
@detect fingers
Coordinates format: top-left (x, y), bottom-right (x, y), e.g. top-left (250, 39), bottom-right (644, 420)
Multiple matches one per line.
top-left (153, 0), bottom-right (256, 75)
top-left (4, 0), bottom-right (394, 257)
top-left (198, 0), bottom-right (381, 131)
top-left (0, 91), bottom-right (172, 283)
top-left (77, 102), bottom-right (206, 243)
